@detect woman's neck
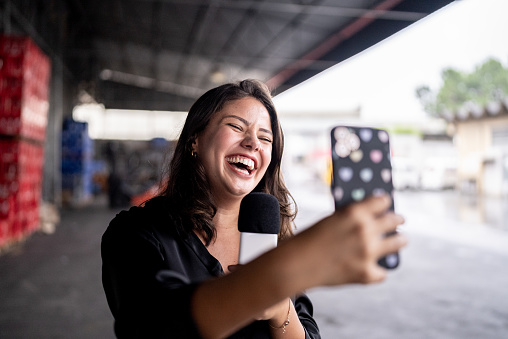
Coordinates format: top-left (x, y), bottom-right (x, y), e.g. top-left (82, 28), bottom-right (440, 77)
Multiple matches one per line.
top-left (205, 202), bottom-right (242, 273)
top-left (213, 204), bottom-right (240, 233)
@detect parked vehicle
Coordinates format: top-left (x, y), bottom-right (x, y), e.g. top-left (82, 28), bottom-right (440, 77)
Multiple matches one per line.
top-left (392, 157), bottom-right (420, 190)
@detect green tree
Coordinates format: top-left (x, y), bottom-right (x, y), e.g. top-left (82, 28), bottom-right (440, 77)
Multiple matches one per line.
top-left (416, 58), bottom-right (508, 120)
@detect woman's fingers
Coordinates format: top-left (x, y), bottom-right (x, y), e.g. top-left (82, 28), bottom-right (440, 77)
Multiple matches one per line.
top-left (377, 212), bottom-right (405, 234)
top-left (380, 232), bottom-right (408, 257)
top-left (290, 193), bottom-right (408, 288)
top-left (227, 264), bottom-right (242, 273)
top-left (339, 194), bottom-right (392, 226)
top-left (360, 193), bottom-right (393, 216)
top-left (334, 195), bottom-right (407, 281)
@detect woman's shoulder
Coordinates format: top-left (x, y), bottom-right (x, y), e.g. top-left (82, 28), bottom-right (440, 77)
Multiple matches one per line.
top-left (102, 196), bottom-right (172, 244)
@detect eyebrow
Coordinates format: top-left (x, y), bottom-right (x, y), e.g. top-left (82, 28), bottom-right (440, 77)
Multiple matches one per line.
top-left (222, 115), bottom-right (273, 135)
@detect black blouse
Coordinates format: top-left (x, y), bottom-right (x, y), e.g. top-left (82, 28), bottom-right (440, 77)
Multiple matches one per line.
top-left (101, 196), bottom-right (320, 338)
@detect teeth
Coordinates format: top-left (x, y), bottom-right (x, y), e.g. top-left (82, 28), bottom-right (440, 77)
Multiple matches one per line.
top-left (226, 156), bottom-right (255, 170)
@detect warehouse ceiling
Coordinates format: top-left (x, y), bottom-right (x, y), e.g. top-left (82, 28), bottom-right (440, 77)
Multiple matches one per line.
top-left (3, 0), bottom-right (454, 111)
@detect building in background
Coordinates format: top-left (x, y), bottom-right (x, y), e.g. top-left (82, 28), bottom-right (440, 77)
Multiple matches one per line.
top-left (276, 102), bottom-right (456, 192)
top-left (453, 101), bottom-right (508, 197)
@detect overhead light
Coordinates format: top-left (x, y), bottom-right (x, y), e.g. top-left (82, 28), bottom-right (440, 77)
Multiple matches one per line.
top-left (99, 69), bottom-right (113, 80)
top-left (210, 67), bottom-right (226, 84)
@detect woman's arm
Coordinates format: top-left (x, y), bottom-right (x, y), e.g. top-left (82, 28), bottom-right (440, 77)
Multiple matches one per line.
top-left (191, 194), bottom-right (407, 338)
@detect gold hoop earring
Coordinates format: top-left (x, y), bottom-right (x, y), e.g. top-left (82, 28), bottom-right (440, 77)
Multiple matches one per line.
top-left (191, 150), bottom-right (197, 158)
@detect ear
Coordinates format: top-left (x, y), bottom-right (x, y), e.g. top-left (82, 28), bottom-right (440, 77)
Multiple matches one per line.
top-left (191, 135), bottom-right (198, 153)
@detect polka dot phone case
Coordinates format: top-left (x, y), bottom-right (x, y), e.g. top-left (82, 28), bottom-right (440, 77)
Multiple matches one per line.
top-left (331, 126), bottom-right (399, 269)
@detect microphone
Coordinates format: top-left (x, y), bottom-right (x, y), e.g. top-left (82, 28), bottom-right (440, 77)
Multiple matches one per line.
top-left (238, 192), bottom-right (281, 264)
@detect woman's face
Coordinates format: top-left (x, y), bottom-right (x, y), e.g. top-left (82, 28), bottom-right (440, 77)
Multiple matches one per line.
top-left (193, 97), bottom-right (273, 203)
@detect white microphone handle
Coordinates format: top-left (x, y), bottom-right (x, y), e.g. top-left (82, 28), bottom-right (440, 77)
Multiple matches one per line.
top-left (238, 233), bottom-right (278, 264)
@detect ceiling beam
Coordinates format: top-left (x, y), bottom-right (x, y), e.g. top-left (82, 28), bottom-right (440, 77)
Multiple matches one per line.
top-left (111, 0), bottom-right (137, 76)
top-left (196, 0), bottom-right (268, 89)
top-left (267, 0), bottom-right (409, 88)
top-left (100, 69), bottom-right (203, 99)
top-left (133, 0), bottom-right (428, 21)
top-left (174, 1), bottom-right (220, 86)
top-left (149, 0), bottom-right (163, 80)
top-left (237, 0), bottom-right (325, 80)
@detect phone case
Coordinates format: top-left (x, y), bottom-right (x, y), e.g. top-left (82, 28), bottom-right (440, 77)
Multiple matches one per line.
top-left (330, 126), bottom-right (399, 269)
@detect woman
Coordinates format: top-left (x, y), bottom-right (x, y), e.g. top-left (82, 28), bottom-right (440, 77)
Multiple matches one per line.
top-left (101, 79), bottom-right (407, 338)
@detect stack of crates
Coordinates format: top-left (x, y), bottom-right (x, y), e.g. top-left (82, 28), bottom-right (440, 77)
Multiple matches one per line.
top-left (0, 35), bottom-right (51, 250)
top-left (61, 118), bottom-right (94, 207)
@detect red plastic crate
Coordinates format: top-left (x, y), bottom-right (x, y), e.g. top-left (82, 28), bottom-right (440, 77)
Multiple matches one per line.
top-left (0, 96), bottom-right (49, 141)
top-left (0, 35), bottom-right (51, 142)
top-left (0, 36), bottom-right (51, 88)
top-left (0, 138), bottom-right (44, 245)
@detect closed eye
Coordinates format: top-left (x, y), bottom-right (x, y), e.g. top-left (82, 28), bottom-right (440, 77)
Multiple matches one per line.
top-left (227, 123), bottom-right (242, 131)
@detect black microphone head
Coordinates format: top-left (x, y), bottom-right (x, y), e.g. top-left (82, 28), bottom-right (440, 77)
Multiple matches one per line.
top-left (238, 192), bottom-right (281, 234)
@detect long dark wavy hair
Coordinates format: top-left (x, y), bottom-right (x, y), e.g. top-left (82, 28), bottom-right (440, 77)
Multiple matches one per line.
top-left (159, 79), bottom-right (296, 246)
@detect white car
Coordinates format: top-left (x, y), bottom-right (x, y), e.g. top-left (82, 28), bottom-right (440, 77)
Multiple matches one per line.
top-left (392, 157), bottom-right (420, 190)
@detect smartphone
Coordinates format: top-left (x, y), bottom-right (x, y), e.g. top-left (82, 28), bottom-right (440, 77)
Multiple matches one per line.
top-left (330, 126), bottom-right (399, 269)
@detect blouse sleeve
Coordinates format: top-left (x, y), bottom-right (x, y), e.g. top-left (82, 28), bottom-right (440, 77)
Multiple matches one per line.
top-left (295, 293), bottom-right (321, 339)
top-left (101, 210), bottom-right (203, 338)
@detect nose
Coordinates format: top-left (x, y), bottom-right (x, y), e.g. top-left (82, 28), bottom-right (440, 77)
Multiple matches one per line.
top-left (241, 134), bottom-right (261, 151)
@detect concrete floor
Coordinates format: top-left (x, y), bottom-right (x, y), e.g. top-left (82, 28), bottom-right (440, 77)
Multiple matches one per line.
top-left (292, 185), bottom-right (508, 339)
top-left (1, 187), bottom-right (507, 338)
top-left (0, 200), bottom-right (117, 339)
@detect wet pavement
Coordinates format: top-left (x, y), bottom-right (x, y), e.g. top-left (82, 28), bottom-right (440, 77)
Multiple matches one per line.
top-left (291, 183), bottom-right (508, 339)
top-left (1, 185), bottom-right (507, 338)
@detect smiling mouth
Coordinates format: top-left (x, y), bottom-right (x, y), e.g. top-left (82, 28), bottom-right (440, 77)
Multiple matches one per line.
top-left (226, 156), bottom-right (255, 175)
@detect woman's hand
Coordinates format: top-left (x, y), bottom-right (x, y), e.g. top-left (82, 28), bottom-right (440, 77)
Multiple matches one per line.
top-left (291, 194), bottom-right (407, 288)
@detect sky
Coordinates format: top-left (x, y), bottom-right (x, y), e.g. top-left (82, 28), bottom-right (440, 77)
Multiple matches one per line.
top-left (273, 0), bottom-right (508, 125)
